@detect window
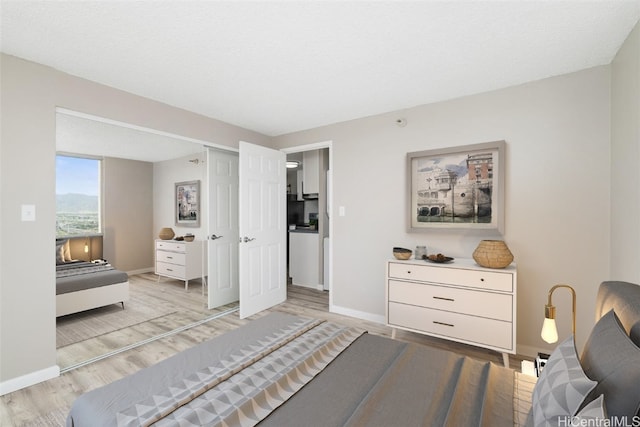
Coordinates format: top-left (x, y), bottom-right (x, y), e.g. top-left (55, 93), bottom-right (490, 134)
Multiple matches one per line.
top-left (56, 155), bottom-right (101, 237)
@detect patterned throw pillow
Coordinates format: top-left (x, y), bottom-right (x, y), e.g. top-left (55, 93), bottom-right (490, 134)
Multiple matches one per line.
top-left (573, 395), bottom-right (607, 423)
top-left (531, 335), bottom-right (597, 427)
top-left (580, 309), bottom-right (640, 419)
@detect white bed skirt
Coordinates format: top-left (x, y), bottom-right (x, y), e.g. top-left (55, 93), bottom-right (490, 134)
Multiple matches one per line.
top-left (56, 281), bottom-right (129, 317)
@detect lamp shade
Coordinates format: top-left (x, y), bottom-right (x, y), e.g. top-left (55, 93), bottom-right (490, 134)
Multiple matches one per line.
top-left (541, 318), bottom-right (559, 343)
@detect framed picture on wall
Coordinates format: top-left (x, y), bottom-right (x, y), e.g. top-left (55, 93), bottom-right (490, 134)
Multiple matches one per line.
top-left (175, 180), bottom-right (200, 227)
top-left (407, 140), bottom-right (505, 234)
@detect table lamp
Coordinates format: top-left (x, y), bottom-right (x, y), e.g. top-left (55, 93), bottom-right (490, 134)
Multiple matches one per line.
top-left (540, 284), bottom-right (576, 344)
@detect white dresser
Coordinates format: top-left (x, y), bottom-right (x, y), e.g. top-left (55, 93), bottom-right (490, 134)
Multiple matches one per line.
top-left (386, 258), bottom-right (516, 367)
top-left (155, 239), bottom-right (205, 291)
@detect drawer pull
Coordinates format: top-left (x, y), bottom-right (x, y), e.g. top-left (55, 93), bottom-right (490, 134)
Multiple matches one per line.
top-left (166, 256), bottom-right (173, 259)
top-left (480, 278), bottom-right (485, 282)
top-left (433, 321), bottom-right (454, 327)
top-left (166, 268), bottom-right (173, 272)
top-left (433, 296), bottom-right (455, 302)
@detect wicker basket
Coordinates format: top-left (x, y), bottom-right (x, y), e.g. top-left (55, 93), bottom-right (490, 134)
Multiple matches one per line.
top-left (158, 227), bottom-right (175, 240)
top-left (472, 240), bottom-right (513, 268)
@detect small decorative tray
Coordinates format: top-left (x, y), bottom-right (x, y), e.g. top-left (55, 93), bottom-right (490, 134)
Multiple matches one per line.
top-left (424, 254), bottom-right (454, 263)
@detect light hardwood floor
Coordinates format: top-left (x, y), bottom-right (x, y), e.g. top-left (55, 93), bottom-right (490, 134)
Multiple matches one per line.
top-left (1, 275), bottom-right (528, 426)
top-left (56, 272), bottom-right (237, 369)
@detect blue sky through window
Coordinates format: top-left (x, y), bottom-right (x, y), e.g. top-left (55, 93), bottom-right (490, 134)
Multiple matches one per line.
top-left (56, 155), bottom-right (99, 196)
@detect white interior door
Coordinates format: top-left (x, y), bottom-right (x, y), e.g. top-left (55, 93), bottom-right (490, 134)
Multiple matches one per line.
top-left (238, 141), bottom-right (287, 318)
top-left (207, 148), bottom-right (239, 309)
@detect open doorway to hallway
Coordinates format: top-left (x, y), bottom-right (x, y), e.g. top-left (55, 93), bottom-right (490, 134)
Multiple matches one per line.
top-left (285, 146), bottom-right (331, 297)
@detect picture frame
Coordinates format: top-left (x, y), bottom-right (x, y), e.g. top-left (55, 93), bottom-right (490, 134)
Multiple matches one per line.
top-left (407, 140), bottom-right (505, 234)
top-left (175, 180), bottom-right (200, 227)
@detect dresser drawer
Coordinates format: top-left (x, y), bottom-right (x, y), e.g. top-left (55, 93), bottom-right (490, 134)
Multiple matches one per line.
top-left (156, 241), bottom-right (186, 252)
top-left (156, 251), bottom-right (186, 265)
top-left (388, 262), bottom-right (512, 292)
top-left (388, 302), bottom-right (513, 351)
top-left (156, 261), bottom-right (186, 278)
top-left (388, 280), bottom-right (512, 321)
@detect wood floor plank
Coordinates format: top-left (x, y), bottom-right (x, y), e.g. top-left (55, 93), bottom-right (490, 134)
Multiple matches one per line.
top-left (1, 275), bottom-right (528, 426)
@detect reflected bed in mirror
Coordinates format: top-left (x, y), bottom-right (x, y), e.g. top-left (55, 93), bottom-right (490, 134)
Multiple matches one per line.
top-left (55, 110), bottom-right (234, 370)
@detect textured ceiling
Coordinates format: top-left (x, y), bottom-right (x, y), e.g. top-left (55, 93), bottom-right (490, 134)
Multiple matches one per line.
top-left (2, 1), bottom-right (640, 137)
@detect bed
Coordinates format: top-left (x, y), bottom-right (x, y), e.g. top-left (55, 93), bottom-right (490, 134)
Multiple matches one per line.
top-left (66, 280), bottom-right (640, 426)
top-left (56, 237), bottom-right (129, 317)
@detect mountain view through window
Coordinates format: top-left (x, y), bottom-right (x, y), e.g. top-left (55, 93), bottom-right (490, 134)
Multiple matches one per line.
top-left (56, 155), bottom-right (101, 237)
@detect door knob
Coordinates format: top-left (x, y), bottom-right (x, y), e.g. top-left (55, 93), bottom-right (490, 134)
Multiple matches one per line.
top-left (243, 237), bottom-right (256, 242)
top-left (210, 234), bottom-right (223, 240)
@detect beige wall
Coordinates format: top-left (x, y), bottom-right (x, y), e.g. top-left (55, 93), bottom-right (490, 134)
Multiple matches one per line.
top-left (103, 157), bottom-right (154, 272)
top-left (273, 66), bottom-right (612, 357)
top-left (0, 53), bottom-right (270, 392)
top-left (2, 19), bottom-right (638, 391)
top-left (153, 151), bottom-right (209, 244)
top-left (611, 22), bottom-right (640, 282)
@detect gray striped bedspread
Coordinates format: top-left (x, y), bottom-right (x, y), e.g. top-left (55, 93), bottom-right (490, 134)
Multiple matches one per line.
top-left (67, 312), bottom-right (521, 427)
top-left (56, 261), bottom-right (114, 278)
top-left (56, 261), bottom-right (128, 295)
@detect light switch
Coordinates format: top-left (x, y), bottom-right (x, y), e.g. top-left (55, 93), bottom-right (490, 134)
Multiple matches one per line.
top-left (338, 206), bottom-right (346, 217)
top-left (21, 204), bottom-right (36, 221)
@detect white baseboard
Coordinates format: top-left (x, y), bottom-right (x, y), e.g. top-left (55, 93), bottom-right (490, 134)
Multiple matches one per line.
top-left (290, 282), bottom-right (321, 291)
top-left (330, 304), bottom-right (386, 325)
top-left (517, 344), bottom-right (547, 359)
top-left (0, 365), bottom-right (60, 396)
top-left (126, 267), bottom-right (154, 275)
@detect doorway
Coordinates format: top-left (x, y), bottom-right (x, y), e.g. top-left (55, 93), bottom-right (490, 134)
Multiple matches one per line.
top-left (283, 142), bottom-right (333, 307)
top-left (206, 142), bottom-right (331, 317)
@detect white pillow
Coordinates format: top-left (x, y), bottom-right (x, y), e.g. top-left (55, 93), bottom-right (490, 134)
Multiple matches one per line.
top-left (63, 239), bottom-right (71, 261)
top-left (56, 242), bottom-right (66, 264)
top-left (531, 335), bottom-right (597, 427)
